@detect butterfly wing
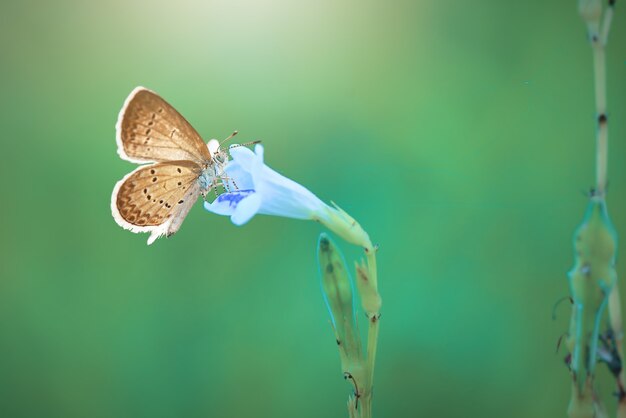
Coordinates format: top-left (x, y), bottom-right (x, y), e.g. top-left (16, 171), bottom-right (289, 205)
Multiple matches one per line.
top-left (111, 161), bottom-right (203, 245)
top-left (116, 87), bottom-right (213, 164)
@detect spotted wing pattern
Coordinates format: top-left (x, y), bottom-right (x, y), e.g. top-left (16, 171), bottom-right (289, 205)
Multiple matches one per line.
top-left (111, 160), bottom-right (202, 244)
top-left (116, 87), bottom-right (212, 164)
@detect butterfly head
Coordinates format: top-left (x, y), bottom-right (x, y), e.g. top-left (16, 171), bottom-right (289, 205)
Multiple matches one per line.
top-left (208, 131), bottom-right (261, 167)
top-left (207, 139), bottom-right (230, 167)
top-left (213, 149), bottom-right (228, 164)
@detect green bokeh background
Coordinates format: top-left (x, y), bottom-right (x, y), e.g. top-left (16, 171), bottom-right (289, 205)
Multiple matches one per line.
top-left (1, 1), bottom-right (626, 417)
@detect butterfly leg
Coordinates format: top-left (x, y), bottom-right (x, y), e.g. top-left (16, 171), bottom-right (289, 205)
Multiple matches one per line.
top-left (218, 176), bottom-right (239, 191)
top-left (212, 179), bottom-right (224, 199)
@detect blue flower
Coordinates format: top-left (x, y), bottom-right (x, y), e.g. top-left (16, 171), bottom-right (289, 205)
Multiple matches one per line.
top-left (204, 144), bottom-right (329, 225)
top-left (205, 143), bottom-right (374, 259)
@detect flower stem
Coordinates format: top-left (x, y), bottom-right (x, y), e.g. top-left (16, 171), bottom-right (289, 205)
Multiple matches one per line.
top-left (584, 0), bottom-right (614, 196)
top-left (363, 247), bottom-right (379, 413)
top-left (318, 207), bottom-right (382, 418)
top-left (609, 282), bottom-right (626, 418)
top-left (361, 313), bottom-right (380, 418)
top-left (567, 2), bottom-right (622, 417)
top-left (588, 3), bottom-right (626, 417)
top-left (592, 31), bottom-right (608, 195)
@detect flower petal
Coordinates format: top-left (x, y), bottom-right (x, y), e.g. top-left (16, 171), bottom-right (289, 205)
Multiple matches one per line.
top-left (254, 165), bottom-right (327, 219)
top-left (208, 143), bottom-right (331, 224)
top-left (228, 145), bottom-right (258, 171)
top-left (231, 192), bottom-right (262, 225)
top-left (204, 190), bottom-right (256, 216)
top-left (224, 162), bottom-right (254, 191)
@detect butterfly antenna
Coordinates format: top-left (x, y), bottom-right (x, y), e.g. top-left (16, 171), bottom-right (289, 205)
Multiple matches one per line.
top-left (218, 130), bottom-right (239, 149)
top-left (228, 140), bottom-right (262, 150)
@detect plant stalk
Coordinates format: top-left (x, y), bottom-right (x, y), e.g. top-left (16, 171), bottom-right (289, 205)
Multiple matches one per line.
top-left (568, 1), bottom-right (622, 417)
top-left (587, 2), bottom-right (626, 417)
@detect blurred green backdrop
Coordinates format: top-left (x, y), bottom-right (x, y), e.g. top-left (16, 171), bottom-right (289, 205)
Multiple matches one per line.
top-left (1, 0), bottom-right (625, 417)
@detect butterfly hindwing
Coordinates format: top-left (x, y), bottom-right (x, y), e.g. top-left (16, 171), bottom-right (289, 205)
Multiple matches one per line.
top-left (116, 87), bottom-right (213, 164)
top-left (111, 161), bottom-right (203, 244)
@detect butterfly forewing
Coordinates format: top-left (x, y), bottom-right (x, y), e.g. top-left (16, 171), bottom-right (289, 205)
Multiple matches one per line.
top-left (112, 161), bottom-right (203, 244)
top-left (116, 87), bottom-right (212, 164)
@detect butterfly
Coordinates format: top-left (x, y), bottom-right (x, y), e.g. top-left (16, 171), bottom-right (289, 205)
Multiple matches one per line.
top-left (111, 87), bottom-right (235, 245)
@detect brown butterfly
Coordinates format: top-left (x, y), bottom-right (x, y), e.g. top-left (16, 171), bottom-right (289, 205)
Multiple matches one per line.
top-left (111, 87), bottom-right (235, 245)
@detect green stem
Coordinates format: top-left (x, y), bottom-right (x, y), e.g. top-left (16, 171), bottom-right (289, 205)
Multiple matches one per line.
top-left (568, 2), bottom-right (621, 418)
top-left (589, 3), bottom-right (626, 418)
top-left (592, 37), bottom-right (608, 194)
top-left (360, 394), bottom-right (373, 418)
top-left (365, 250), bottom-right (380, 395)
top-left (318, 205), bottom-right (381, 418)
top-left (357, 250), bottom-right (380, 418)
top-left (608, 283), bottom-right (626, 418)
top-left (361, 316), bottom-right (379, 418)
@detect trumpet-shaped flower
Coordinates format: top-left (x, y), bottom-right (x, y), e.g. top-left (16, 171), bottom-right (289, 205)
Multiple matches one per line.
top-left (204, 144), bottom-right (329, 225)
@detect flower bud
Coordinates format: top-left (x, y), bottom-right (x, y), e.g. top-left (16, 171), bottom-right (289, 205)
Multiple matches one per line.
top-left (317, 203), bottom-right (372, 250)
top-left (317, 233), bottom-right (362, 366)
top-left (567, 198), bottom-right (617, 393)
